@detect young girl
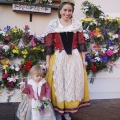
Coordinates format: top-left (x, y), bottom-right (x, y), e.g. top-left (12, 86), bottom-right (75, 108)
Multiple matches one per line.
top-left (16, 64), bottom-right (56, 120)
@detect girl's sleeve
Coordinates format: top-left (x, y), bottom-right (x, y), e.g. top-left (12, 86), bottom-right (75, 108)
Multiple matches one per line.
top-left (44, 82), bottom-right (51, 100)
top-left (45, 33), bottom-right (54, 55)
top-left (22, 85), bottom-right (30, 95)
top-left (77, 31), bottom-right (87, 52)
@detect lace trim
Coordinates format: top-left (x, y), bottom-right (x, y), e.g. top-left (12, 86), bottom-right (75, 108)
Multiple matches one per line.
top-left (46, 18), bottom-right (83, 35)
top-left (53, 49), bottom-right (84, 102)
top-left (78, 43), bottom-right (87, 52)
top-left (45, 46), bottom-right (54, 55)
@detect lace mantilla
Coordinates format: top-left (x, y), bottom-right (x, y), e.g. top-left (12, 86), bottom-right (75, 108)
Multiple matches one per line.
top-left (46, 18), bottom-right (83, 35)
top-left (53, 49), bottom-right (84, 102)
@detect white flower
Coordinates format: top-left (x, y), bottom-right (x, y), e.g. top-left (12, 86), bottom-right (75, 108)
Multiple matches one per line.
top-left (15, 65), bottom-right (20, 71)
top-left (0, 30), bottom-right (5, 36)
top-left (112, 34), bottom-right (118, 39)
top-left (101, 48), bottom-right (107, 53)
top-left (84, 33), bottom-right (89, 39)
top-left (99, 16), bottom-right (105, 19)
top-left (84, 8), bottom-right (89, 12)
top-left (95, 57), bottom-right (101, 61)
top-left (84, 6), bottom-right (89, 9)
top-left (7, 75), bottom-right (19, 82)
top-left (10, 65), bottom-right (15, 70)
top-left (95, 51), bottom-right (99, 56)
top-left (97, 34), bottom-right (101, 37)
top-left (113, 50), bottom-right (118, 53)
top-left (109, 46), bottom-right (113, 49)
top-left (2, 45), bottom-right (10, 52)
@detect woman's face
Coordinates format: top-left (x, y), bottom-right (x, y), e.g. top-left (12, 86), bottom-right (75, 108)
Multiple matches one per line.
top-left (60, 4), bottom-right (73, 20)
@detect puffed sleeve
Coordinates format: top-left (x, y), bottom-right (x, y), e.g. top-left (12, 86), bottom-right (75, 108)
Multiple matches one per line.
top-left (77, 31), bottom-right (87, 52)
top-left (22, 84), bottom-right (30, 95)
top-left (45, 33), bottom-right (54, 55)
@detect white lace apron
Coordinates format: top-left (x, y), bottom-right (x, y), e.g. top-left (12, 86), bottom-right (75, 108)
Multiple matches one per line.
top-left (53, 49), bottom-right (84, 102)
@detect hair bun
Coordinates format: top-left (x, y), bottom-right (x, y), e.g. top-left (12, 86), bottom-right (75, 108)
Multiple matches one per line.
top-left (60, 0), bottom-right (75, 5)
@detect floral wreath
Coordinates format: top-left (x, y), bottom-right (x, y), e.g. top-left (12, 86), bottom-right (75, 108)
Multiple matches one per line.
top-left (81, 1), bottom-right (120, 83)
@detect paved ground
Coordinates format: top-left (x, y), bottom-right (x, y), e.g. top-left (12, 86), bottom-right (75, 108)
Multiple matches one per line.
top-left (71, 99), bottom-right (120, 120)
top-left (1, 99), bottom-right (120, 120)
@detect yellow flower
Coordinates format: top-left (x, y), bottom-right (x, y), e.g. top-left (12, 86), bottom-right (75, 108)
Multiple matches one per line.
top-left (23, 55), bottom-right (26, 58)
top-left (80, 20), bottom-right (83, 23)
top-left (2, 65), bottom-right (8, 70)
top-left (12, 49), bottom-right (19, 54)
top-left (12, 28), bottom-right (19, 33)
top-left (41, 49), bottom-right (44, 52)
top-left (84, 17), bottom-right (92, 22)
top-left (32, 47), bottom-right (37, 50)
top-left (22, 49), bottom-right (28, 55)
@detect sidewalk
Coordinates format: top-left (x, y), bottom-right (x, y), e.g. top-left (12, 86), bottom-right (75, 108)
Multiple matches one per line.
top-left (71, 99), bottom-right (120, 120)
top-left (0, 99), bottom-right (120, 120)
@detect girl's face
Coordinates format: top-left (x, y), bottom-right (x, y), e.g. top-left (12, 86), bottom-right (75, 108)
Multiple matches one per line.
top-left (60, 4), bottom-right (73, 21)
top-left (32, 73), bottom-right (42, 83)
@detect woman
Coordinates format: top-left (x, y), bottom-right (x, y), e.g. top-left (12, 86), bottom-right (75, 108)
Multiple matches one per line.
top-left (45, 0), bottom-right (90, 119)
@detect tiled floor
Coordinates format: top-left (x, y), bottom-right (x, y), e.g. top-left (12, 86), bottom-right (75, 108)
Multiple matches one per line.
top-left (1, 99), bottom-right (120, 120)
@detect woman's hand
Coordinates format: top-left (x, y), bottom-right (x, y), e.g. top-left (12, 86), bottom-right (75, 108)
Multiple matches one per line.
top-left (83, 61), bottom-right (87, 69)
top-left (46, 62), bottom-right (50, 72)
top-left (46, 55), bottom-right (50, 72)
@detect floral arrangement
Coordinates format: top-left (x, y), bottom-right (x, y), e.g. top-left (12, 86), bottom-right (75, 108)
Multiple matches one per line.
top-left (81, 0), bottom-right (104, 18)
top-left (32, 97), bottom-right (49, 113)
top-left (0, 25), bottom-right (45, 91)
top-left (12, 0), bottom-right (52, 4)
top-left (81, 1), bottom-right (120, 83)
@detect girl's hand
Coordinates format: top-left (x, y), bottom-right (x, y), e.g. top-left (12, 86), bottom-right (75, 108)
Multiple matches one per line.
top-left (19, 78), bottom-right (25, 91)
top-left (46, 62), bottom-right (49, 72)
top-left (20, 84), bottom-right (25, 91)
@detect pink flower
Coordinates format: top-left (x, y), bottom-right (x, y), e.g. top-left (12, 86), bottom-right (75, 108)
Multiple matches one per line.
top-left (118, 34), bottom-right (120, 40)
top-left (30, 39), bottom-right (36, 47)
top-left (2, 73), bottom-right (9, 78)
top-left (101, 52), bottom-right (106, 56)
top-left (30, 34), bottom-right (36, 46)
top-left (106, 50), bottom-right (114, 56)
top-left (4, 36), bottom-right (10, 41)
top-left (25, 25), bottom-right (29, 30)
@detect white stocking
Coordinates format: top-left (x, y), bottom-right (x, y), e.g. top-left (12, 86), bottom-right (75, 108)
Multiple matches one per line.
top-left (64, 114), bottom-right (71, 120)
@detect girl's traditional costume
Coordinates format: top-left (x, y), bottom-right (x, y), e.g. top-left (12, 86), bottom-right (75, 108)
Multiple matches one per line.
top-left (16, 78), bottom-right (56, 120)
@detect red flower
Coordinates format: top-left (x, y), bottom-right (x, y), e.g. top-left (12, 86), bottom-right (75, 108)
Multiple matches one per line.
top-left (25, 60), bottom-right (32, 71)
top-left (7, 81), bottom-right (14, 87)
top-left (19, 65), bottom-right (23, 70)
top-left (91, 64), bottom-right (97, 72)
top-left (11, 44), bottom-right (15, 49)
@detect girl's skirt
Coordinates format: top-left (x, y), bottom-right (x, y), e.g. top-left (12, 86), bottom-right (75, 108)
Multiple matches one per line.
top-left (16, 96), bottom-right (56, 120)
